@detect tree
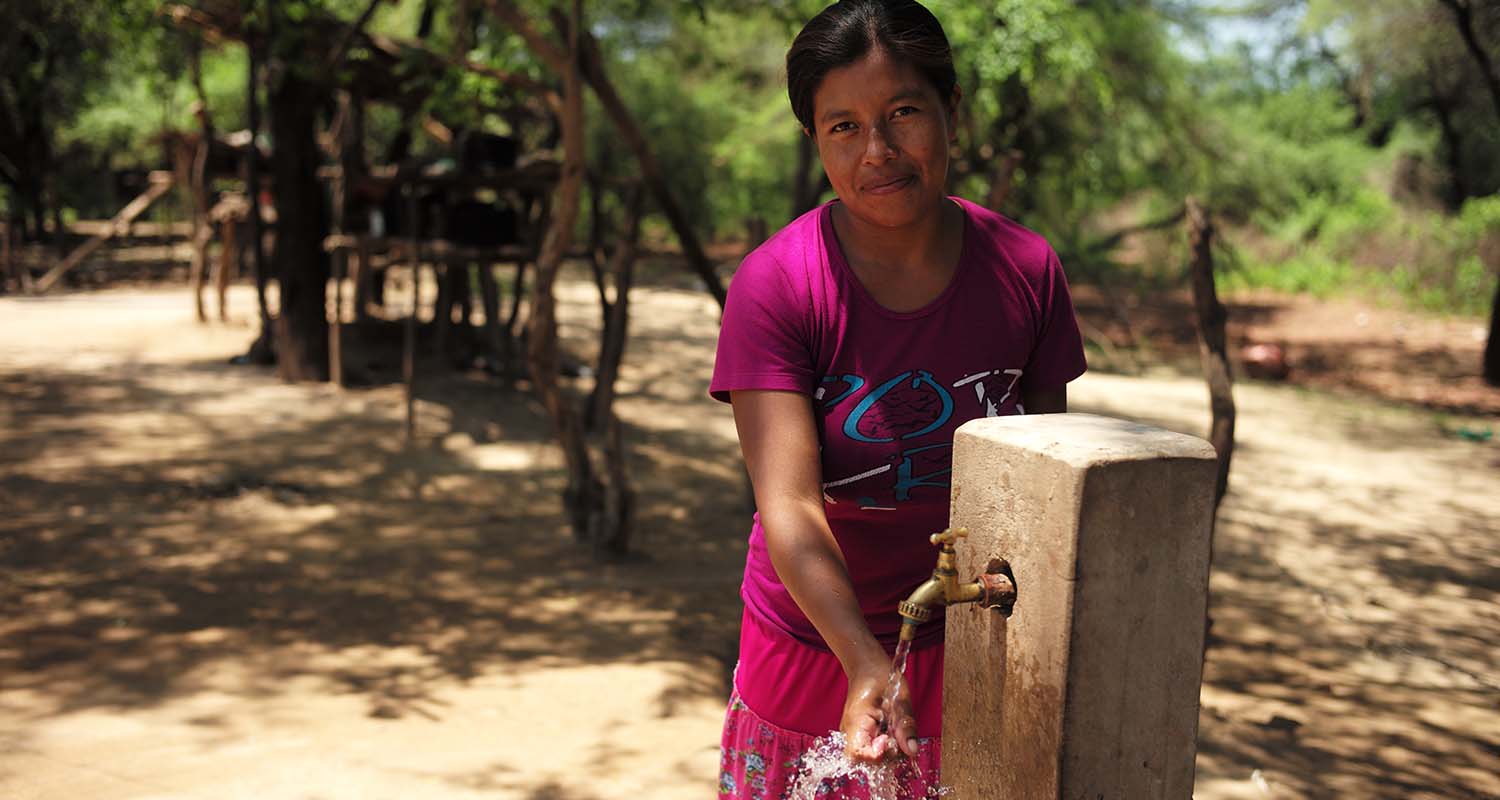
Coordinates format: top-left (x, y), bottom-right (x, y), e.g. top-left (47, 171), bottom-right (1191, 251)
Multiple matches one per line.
top-left (0, 1), bottom-right (156, 245)
top-left (1431, 0), bottom-right (1500, 385)
top-left (262, 2), bottom-right (334, 381)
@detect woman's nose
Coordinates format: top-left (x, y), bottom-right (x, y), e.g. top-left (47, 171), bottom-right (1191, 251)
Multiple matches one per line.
top-left (862, 122), bottom-right (897, 162)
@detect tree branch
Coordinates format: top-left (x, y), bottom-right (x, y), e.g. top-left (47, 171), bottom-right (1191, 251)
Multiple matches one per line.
top-left (325, 0), bottom-right (386, 72)
top-left (488, 1), bottom-right (570, 75)
top-left (1435, 0), bottom-right (1500, 123)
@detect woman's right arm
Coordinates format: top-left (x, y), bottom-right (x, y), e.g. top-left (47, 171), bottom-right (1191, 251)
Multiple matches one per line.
top-left (730, 389), bottom-right (920, 760)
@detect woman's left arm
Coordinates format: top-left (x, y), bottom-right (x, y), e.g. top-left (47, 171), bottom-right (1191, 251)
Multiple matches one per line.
top-left (1022, 385), bottom-right (1068, 414)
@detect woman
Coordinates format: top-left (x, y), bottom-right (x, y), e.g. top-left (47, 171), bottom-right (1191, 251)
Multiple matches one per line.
top-left (713, 1), bottom-right (1087, 796)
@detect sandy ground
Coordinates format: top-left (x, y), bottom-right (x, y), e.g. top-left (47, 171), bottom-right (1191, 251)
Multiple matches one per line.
top-left (2, 273), bottom-right (1498, 799)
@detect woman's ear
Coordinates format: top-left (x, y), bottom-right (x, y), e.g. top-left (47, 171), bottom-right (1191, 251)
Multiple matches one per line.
top-left (802, 126), bottom-right (813, 140)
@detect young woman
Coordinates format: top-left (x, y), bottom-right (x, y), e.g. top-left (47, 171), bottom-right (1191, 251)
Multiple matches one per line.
top-left (712, 1), bottom-right (1087, 796)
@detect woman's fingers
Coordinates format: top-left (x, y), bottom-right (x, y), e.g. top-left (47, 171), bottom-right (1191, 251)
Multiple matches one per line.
top-left (873, 676), bottom-right (916, 758)
top-left (846, 719), bottom-right (887, 760)
top-left (895, 714), bottom-right (920, 757)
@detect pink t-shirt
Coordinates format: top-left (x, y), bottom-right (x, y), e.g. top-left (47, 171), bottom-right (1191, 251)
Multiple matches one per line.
top-left (711, 197), bottom-right (1087, 649)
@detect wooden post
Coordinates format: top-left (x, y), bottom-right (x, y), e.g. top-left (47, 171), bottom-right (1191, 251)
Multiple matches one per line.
top-left (943, 413), bottom-right (1218, 799)
top-left (2, 219), bottom-right (15, 291)
top-left (330, 247), bottom-right (345, 388)
top-left (433, 262), bottom-right (456, 358)
top-left (32, 172), bottom-right (175, 294)
top-left (245, 24), bottom-right (272, 341)
top-left (404, 188), bottom-right (419, 443)
top-left (477, 261), bottom-right (504, 365)
top-left (1186, 197), bottom-right (1235, 510)
top-left (215, 215), bottom-right (237, 320)
top-left (352, 236), bottom-right (372, 323)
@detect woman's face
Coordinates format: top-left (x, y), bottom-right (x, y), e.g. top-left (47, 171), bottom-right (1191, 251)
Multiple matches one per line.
top-left (809, 48), bottom-right (957, 232)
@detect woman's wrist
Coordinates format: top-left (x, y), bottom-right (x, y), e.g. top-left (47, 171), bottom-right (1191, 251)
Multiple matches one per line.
top-left (838, 639), bottom-right (893, 682)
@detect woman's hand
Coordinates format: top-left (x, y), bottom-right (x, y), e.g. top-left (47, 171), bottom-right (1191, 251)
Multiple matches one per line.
top-left (841, 661), bottom-right (920, 761)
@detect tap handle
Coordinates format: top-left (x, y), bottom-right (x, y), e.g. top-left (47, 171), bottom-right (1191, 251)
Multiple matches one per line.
top-left (929, 527), bottom-right (968, 548)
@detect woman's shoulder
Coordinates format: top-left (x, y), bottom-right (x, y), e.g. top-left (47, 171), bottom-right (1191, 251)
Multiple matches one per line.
top-left (729, 205), bottom-right (828, 297)
top-left (953, 197), bottom-right (1059, 276)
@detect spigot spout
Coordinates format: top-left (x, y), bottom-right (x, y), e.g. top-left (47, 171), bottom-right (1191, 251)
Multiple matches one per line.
top-left (897, 528), bottom-right (1015, 642)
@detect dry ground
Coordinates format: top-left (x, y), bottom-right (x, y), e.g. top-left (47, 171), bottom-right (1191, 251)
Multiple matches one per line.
top-left (1, 268), bottom-right (1497, 799)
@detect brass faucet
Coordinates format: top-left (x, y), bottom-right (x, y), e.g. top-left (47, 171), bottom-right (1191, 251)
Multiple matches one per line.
top-left (897, 528), bottom-right (1016, 643)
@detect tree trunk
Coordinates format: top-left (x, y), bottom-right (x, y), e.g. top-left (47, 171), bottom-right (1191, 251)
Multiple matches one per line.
top-left (526, 0), bottom-right (599, 541)
top-left (587, 184), bottom-right (644, 432)
top-left (493, 3), bottom-right (726, 308)
top-left (189, 133), bottom-right (213, 322)
top-left (1435, 0), bottom-right (1500, 386)
top-left (1437, 0), bottom-right (1500, 124)
top-left (573, 26), bottom-right (725, 309)
top-left (1427, 91), bottom-right (1468, 209)
top-left (584, 185), bottom-right (644, 556)
top-left (243, 3), bottom-right (275, 364)
top-left (268, 66), bottom-right (330, 382)
top-left (1187, 197), bottom-right (1235, 513)
top-left (594, 414), bottom-right (634, 558)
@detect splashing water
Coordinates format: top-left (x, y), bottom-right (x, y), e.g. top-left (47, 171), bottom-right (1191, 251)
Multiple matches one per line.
top-left (786, 731), bottom-right (901, 800)
top-left (785, 732), bottom-right (951, 799)
top-left (785, 640), bottom-right (949, 799)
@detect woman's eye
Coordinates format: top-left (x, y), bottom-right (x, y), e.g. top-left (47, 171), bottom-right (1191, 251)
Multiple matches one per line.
top-left (830, 121), bottom-right (855, 134)
top-left (892, 106), bottom-right (920, 119)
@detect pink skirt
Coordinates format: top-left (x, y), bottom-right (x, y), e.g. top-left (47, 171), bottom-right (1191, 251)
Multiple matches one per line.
top-left (718, 608), bottom-right (944, 799)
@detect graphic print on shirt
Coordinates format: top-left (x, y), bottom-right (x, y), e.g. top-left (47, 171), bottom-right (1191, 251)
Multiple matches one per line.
top-left (818, 367), bottom-right (1023, 510)
top-left (953, 368), bottom-right (1024, 417)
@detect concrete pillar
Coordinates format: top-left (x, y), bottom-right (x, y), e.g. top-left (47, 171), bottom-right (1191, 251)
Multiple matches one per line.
top-left (941, 413), bottom-right (1219, 799)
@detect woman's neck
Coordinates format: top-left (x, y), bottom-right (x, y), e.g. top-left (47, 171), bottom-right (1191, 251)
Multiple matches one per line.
top-left (830, 199), bottom-right (961, 276)
top-left (829, 199), bottom-right (965, 313)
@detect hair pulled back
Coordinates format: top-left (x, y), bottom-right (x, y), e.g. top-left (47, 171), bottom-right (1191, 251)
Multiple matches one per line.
top-left (786, 0), bottom-right (956, 132)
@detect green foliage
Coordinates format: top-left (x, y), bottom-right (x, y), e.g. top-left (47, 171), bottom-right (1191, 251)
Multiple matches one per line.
top-left (1224, 191), bottom-right (1500, 318)
top-left (19, 0), bottom-right (1500, 323)
top-left (583, 4), bottom-right (805, 236)
top-left (62, 46), bottom-right (249, 165)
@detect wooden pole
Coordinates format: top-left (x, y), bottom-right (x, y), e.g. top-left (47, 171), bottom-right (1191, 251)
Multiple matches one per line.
top-left (32, 172), bottom-right (175, 294)
top-left (352, 236), bottom-right (372, 323)
top-left (405, 187), bottom-right (419, 442)
top-left (331, 248), bottom-right (345, 388)
top-left (477, 261), bottom-right (504, 365)
top-left (329, 91), bottom-right (352, 388)
top-left (245, 20), bottom-right (272, 341)
top-left (2, 219), bottom-right (14, 291)
top-left (433, 263), bottom-right (455, 358)
top-left (216, 214), bottom-right (237, 320)
top-left (1186, 197), bottom-right (1235, 510)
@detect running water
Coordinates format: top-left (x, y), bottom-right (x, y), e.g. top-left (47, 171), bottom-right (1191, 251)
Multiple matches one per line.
top-left (786, 639), bottom-right (949, 799)
top-left (881, 638), bottom-right (913, 738)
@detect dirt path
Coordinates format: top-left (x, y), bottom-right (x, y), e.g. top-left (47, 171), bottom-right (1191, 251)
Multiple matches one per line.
top-left (1, 277), bottom-right (1497, 799)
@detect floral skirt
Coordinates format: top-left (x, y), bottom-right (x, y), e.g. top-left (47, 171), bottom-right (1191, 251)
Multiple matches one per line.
top-left (719, 690), bottom-right (942, 799)
top-left (718, 608), bottom-right (944, 799)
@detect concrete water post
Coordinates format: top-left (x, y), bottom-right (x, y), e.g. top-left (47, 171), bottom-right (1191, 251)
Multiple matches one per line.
top-left (941, 413), bottom-right (1219, 799)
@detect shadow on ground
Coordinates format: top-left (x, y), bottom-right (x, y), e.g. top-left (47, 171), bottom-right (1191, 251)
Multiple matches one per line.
top-left (0, 361), bottom-right (745, 728)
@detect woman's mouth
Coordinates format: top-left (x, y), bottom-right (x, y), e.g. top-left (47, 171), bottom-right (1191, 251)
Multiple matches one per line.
top-left (864, 175), bottom-right (915, 195)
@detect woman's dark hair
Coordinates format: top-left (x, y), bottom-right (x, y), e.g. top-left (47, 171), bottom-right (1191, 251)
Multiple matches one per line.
top-left (786, 0), bottom-right (957, 132)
